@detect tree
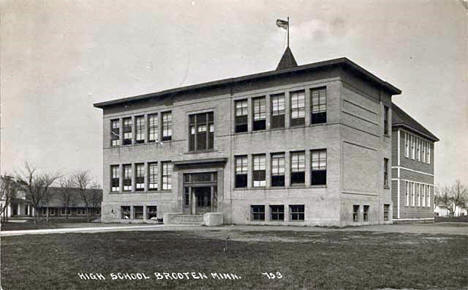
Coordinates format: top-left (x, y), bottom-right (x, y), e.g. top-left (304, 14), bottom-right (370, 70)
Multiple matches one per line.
top-left (16, 163), bottom-right (60, 223)
top-left (435, 180), bottom-right (468, 216)
top-left (58, 176), bottom-right (74, 219)
top-left (0, 175), bottom-right (18, 223)
top-left (72, 170), bottom-right (93, 221)
top-left (89, 183), bottom-right (103, 217)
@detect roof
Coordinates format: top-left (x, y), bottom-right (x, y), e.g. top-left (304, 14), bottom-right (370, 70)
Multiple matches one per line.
top-left (276, 47), bottom-right (298, 70)
top-left (94, 57), bottom-right (401, 109)
top-left (392, 103), bottom-right (439, 142)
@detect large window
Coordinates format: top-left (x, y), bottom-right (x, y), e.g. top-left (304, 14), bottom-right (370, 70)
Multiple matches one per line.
top-left (290, 205), bottom-right (305, 221)
top-left (123, 117), bottom-right (133, 145)
top-left (252, 154), bottom-right (266, 187)
top-left (135, 163), bottom-right (144, 191)
top-left (123, 164), bottom-right (132, 191)
top-left (189, 112), bottom-right (214, 151)
top-left (161, 112), bottom-right (172, 141)
top-left (135, 116), bottom-right (145, 143)
top-left (271, 153), bottom-right (285, 187)
top-left (311, 88), bottom-right (327, 124)
top-left (271, 94), bottom-right (285, 129)
top-left (111, 165), bottom-right (120, 192)
top-left (162, 162), bottom-right (172, 190)
top-left (148, 114), bottom-right (159, 142)
top-left (252, 97), bottom-right (266, 131)
top-left (270, 205), bottom-right (284, 221)
top-left (148, 162), bottom-right (158, 191)
top-left (251, 205), bottom-right (265, 221)
top-left (111, 119), bottom-right (121, 146)
top-left (235, 99), bottom-right (248, 133)
top-left (290, 90), bottom-right (305, 126)
top-left (235, 155), bottom-right (248, 188)
top-left (291, 151), bottom-right (305, 185)
top-left (311, 149), bottom-right (327, 185)
top-left (383, 105), bottom-right (389, 136)
top-left (384, 158), bottom-right (389, 188)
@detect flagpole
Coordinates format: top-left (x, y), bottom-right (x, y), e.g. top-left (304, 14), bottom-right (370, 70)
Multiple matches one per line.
top-left (287, 16), bottom-right (290, 47)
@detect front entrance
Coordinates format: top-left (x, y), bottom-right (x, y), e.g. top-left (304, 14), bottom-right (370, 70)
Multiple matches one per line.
top-left (183, 172), bottom-right (217, 215)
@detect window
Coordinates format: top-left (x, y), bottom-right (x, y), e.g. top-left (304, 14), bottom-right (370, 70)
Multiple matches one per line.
top-left (417, 184), bottom-right (421, 207)
top-left (162, 162), bottom-right (172, 190)
top-left (235, 156), bottom-right (248, 188)
top-left (384, 204), bottom-right (390, 221)
top-left (405, 181), bottom-right (410, 206)
top-left (427, 186), bottom-right (432, 207)
top-left (384, 158), bottom-right (389, 188)
top-left (135, 163), bottom-right (144, 191)
top-left (427, 143), bottom-right (431, 164)
top-left (123, 117), bottom-right (132, 145)
top-left (111, 119), bottom-right (121, 146)
top-left (416, 138), bottom-right (420, 161)
top-left (290, 205), bottom-right (305, 221)
top-left (270, 205), bottom-right (284, 221)
top-left (405, 132), bottom-right (409, 157)
top-left (422, 185), bottom-right (426, 207)
top-left (353, 205), bottom-right (360, 222)
top-left (291, 151), bottom-right (305, 185)
top-left (147, 206), bottom-right (157, 220)
top-left (123, 164), bottom-right (132, 191)
top-left (148, 114), bottom-right (159, 142)
top-left (121, 206), bottom-right (130, 219)
top-left (252, 97), bottom-right (266, 131)
top-left (252, 154), bottom-right (266, 187)
top-left (311, 150), bottom-right (327, 185)
top-left (290, 90), bottom-right (305, 126)
top-left (111, 165), bottom-right (120, 192)
top-left (311, 88), bottom-right (327, 124)
top-left (363, 205), bottom-right (369, 222)
top-left (271, 94), bottom-right (285, 128)
top-left (60, 208), bottom-right (70, 215)
top-left (135, 116), bottom-right (145, 143)
top-left (235, 99), bottom-right (248, 132)
top-left (161, 112), bottom-right (172, 141)
top-left (148, 162), bottom-right (158, 190)
top-left (134, 206), bottom-right (143, 219)
top-left (251, 205), bottom-right (265, 221)
top-left (383, 105), bottom-right (389, 135)
top-left (189, 112), bottom-right (214, 151)
top-left (271, 153), bottom-right (285, 187)
top-left (412, 182), bottom-right (415, 206)
top-left (411, 135), bottom-right (415, 159)
top-left (422, 141), bottom-right (426, 163)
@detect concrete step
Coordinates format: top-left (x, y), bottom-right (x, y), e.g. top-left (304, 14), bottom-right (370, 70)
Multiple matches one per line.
top-left (169, 214), bottom-right (203, 225)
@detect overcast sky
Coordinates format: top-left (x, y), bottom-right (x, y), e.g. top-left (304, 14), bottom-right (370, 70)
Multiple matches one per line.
top-left (1, 0), bottom-right (467, 187)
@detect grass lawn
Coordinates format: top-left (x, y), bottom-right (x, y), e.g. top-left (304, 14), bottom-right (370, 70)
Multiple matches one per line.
top-left (1, 229), bottom-right (467, 289)
top-left (1, 219), bottom-right (98, 231)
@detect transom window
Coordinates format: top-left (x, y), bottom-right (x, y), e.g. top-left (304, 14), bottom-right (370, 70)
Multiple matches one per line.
top-left (123, 117), bottom-right (133, 145)
top-left (291, 151), bottom-right (305, 185)
top-left (161, 112), bottom-right (172, 141)
top-left (311, 88), bottom-right (327, 124)
top-left (189, 112), bottom-right (214, 151)
top-left (311, 149), bottom-right (327, 185)
top-left (135, 116), bottom-right (145, 143)
top-left (252, 154), bottom-right (266, 187)
top-left (271, 94), bottom-right (285, 129)
top-left (235, 155), bottom-right (248, 188)
top-left (271, 153), bottom-right (285, 187)
top-left (252, 97), bottom-right (266, 131)
top-left (111, 119), bottom-right (120, 146)
top-left (148, 113), bottom-right (159, 142)
top-left (235, 100), bottom-right (248, 133)
top-left (290, 90), bottom-right (305, 126)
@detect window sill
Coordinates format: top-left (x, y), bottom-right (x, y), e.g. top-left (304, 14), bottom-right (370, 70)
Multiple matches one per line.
top-left (185, 149), bottom-right (216, 154)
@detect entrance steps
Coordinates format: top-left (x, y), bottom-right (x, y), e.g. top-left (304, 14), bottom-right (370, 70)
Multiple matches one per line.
top-left (164, 214), bottom-right (204, 225)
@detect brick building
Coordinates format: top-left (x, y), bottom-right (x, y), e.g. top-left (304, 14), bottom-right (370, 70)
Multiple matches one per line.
top-left (391, 104), bottom-right (439, 221)
top-left (94, 48), bottom-right (436, 226)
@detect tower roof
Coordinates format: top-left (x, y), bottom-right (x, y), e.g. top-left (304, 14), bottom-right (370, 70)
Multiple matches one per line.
top-left (276, 47), bottom-right (298, 70)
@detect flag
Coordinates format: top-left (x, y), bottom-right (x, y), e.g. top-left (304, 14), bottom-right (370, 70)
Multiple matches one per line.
top-left (276, 19), bottom-right (288, 30)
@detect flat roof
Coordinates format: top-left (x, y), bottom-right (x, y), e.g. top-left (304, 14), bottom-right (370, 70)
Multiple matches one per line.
top-left (94, 57), bottom-right (401, 109)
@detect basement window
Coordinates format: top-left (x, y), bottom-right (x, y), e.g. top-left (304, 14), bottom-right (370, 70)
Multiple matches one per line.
top-left (290, 205), bottom-right (305, 221)
top-left (147, 206), bottom-right (157, 220)
top-left (270, 205), bottom-right (284, 221)
top-left (251, 205), bottom-right (265, 221)
top-left (134, 206), bottom-right (143, 219)
top-left (363, 205), bottom-right (369, 222)
top-left (252, 97), bottom-right (266, 131)
top-left (353, 205), bottom-right (360, 222)
top-left (121, 206), bottom-right (130, 219)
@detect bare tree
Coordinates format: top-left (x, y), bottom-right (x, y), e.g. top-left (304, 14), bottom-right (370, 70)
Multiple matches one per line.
top-left (72, 170), bottom-right (93, 221)
top-left (435, 180), bottom-right (468, 216)
top-left (58, 176), bottom-right (74, 219)
top-left (0, 174), bottom-right (18, 223)
top-left (16, 163), bottom-right (60, 223)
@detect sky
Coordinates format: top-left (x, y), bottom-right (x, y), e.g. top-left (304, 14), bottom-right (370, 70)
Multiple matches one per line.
top-left (1, 0), bottom-right (467, 187)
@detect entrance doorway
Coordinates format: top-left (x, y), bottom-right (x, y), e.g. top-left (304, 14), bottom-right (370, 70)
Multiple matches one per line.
top-left (183, 172), bottom-right (217, 215)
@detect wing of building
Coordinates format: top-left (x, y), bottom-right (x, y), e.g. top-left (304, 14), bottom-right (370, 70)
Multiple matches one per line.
top-left (94, 47), bottom-right (438, 226)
